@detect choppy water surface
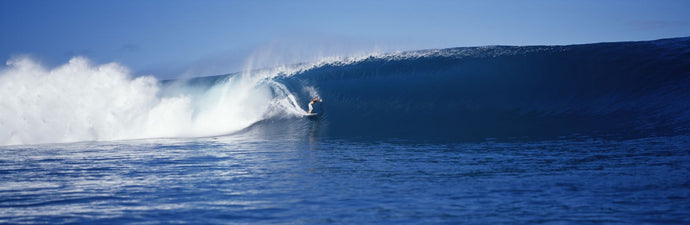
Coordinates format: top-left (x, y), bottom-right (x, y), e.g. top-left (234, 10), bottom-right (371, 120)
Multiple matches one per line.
top-left (2, 134), bottom-right (688, 224)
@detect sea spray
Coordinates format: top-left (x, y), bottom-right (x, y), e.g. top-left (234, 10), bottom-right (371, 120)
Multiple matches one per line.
top-left (0, 57), bottom-right (305, 145)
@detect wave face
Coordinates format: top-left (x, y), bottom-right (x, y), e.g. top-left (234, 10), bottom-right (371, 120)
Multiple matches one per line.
top-left (2, 37), bottom-right (689, 145)
top-left (277, 37), bottom-right (690, 141)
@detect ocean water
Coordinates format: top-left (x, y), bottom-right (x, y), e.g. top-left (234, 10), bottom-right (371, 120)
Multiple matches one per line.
top-left (1, 37), bottom-right (690, 224)
top-left (2, 134), bottom-right (689, 224)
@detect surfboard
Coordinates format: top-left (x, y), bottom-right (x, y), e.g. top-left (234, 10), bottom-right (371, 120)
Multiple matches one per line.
top-left (305, 113), bottom-right (320, 120)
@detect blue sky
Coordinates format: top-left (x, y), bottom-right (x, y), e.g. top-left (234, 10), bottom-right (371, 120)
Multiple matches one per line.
top-left (1, 0), bottom-right (689, 78)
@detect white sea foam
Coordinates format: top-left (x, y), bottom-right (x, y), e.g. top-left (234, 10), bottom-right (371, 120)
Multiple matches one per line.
top-left (0, 57), bottom-right (306, 146)
top-left (0, 49), bottom-right (434, 145)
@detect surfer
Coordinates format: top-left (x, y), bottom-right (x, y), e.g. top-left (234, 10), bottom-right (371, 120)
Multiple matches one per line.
top-left (307, 97), bottom-right (322, 114)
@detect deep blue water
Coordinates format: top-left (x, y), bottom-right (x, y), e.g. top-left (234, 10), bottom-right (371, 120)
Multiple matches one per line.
top-left (2, 37), bottom-right (690, 224)
top-left (1, 134), bottom-right (689, 224)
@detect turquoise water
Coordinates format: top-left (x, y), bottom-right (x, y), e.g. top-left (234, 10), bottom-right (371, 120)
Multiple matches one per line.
top-left (2, 134), bottom-right (689, 224)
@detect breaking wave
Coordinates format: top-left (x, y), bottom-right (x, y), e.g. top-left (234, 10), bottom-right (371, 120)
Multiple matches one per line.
top-left (2, 37), bottom-right (690, 145)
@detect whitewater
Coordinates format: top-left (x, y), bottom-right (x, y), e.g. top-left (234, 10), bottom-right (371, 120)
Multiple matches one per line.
top-left (0, 56), bottom-right (319, 145)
